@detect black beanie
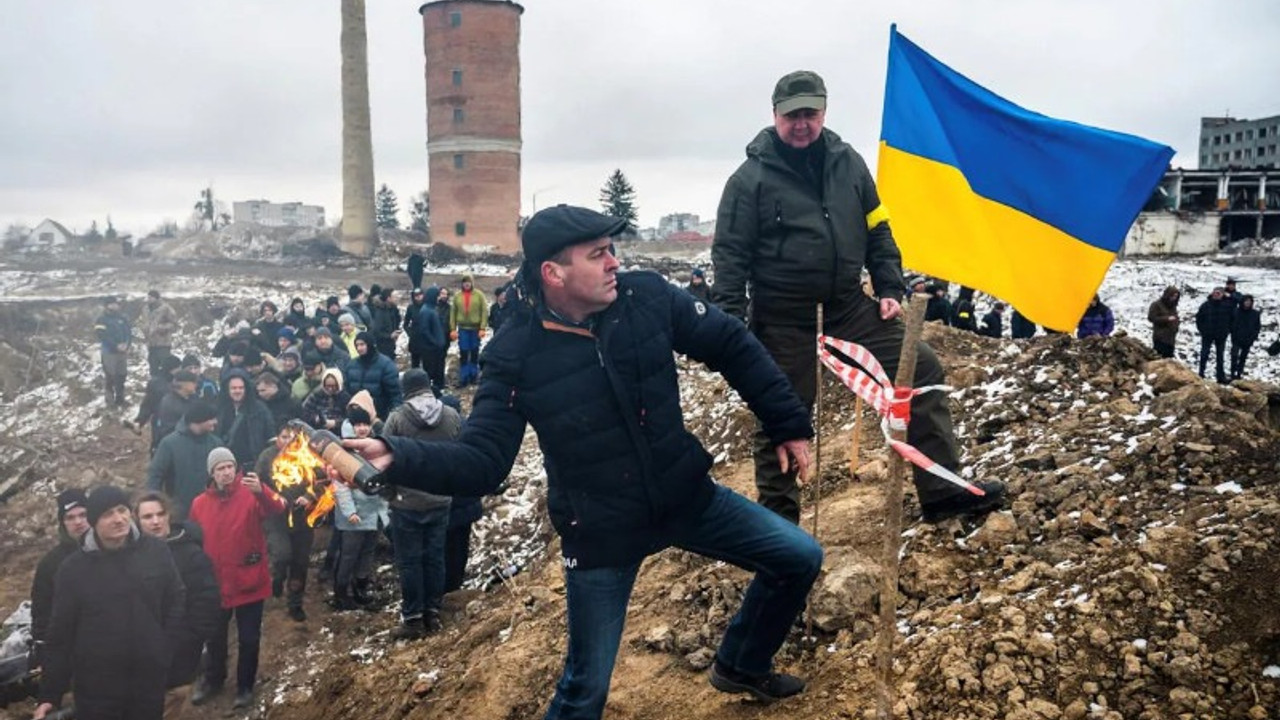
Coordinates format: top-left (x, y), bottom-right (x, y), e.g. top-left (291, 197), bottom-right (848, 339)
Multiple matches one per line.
top-left (85, 486), bottom-right (130, 527)
top-left (56, 488), bottom-right (89, 523)
top-left (400, 368), bottom-right (432, 398)
top-left (347, 405), bottom-right (372, 426)
top-left (185, 400), bottom-right (217, 424)
top-left (348, 284), bottom-right (363, 300)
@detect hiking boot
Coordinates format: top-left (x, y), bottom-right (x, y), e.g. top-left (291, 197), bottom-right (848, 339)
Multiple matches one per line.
top-left (920, 481), bottom-right (1008, 523)
top-left (190, 679), bottom-right (222, 706)
top-left (390, 619), bottom-right (425, 641)
top-left (709, 662), bottom-right (805, 702)
top-left (288, 605), bottom-right (308, 623)
top-left (423, 610), bottom-right (443, 635)
top-left (232, 690), bottom-right (255, 709)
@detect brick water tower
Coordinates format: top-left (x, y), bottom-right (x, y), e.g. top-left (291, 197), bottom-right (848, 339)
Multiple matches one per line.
top-left (420, 0), bottom-right (523, 253)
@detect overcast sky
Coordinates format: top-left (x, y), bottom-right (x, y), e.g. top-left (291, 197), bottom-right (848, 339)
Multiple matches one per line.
top-left (1, 0), bottom-right (1277, 237)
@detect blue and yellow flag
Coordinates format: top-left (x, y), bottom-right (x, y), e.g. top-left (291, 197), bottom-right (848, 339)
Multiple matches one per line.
top-left (877, 26), bottom-right (1174, 332)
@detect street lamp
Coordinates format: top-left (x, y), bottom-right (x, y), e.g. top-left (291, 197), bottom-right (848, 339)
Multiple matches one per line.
top-left (531, 185), bottom-right (557, 214)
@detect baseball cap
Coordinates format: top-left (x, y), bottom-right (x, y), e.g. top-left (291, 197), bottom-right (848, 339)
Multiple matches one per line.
top-left (773, 70), bottom-right (827, 115)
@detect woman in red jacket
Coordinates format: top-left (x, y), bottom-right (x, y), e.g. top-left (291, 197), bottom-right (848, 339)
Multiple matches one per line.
top-left (188, 447), bottom-right (286, 710)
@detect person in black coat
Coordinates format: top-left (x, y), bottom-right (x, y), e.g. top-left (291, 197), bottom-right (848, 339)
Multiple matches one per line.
top-left (403, 288), bottom-right (429, 371)
top-left (1010, 309), bottom-right (1037, 339)
top-left (923, 284), bottom-right (951, 325)
top-left (254, 370), bottom-right (303, 431)
top-left (28, 489), bottom-right (91, 671)
top-left (35, 486), bottom-right (185, 720)
top-left (216, 369), bottom-right (276, 468)
top-left (417, 287), bottom-right (449, 391)
top-left (133, 354), bottom-right (182, 454)
top-left (370, 288), bottom-right (403, 361)
top-left (343, 331), bottom-right (403, 419)
top-left (981, 302), bottom-right (1005, 338)
top-left (252, 301), bottom-right (284, 355)
top-left (950, 286), bottom-right (978, 332)
top-left (133, 492), bottom-right (221, 695)
top-left (1195, 287), bottom-right (1234, 383)
top-left (347, 206), bottom-right (823, 713)
top-left (1230, 294), bottom-right (1262, 380)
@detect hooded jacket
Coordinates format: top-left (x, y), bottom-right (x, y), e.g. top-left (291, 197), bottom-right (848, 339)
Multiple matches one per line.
top-left (403, 294), bottom-right (429, 352)
top-left (146, 421), bottom-right (226, 520)
top-left (1077, 298), bottom-right (1115, 338)
top-left (381, 271), bottom-right (812, 570)
top-left (163, 522), bottom-right (221, 687)
top-left (712, 127), bottom-right (905, 326)
top-left (1148, 286), bottom-right (1181, 345)
top-left (343, 332), bottom-right (402, 418)
top-left (414, 287), bottom-right (447, 350)
top-left (215, 368), bottom-right (277, 467)
top-left (1232, 296), bottom-right (1261, 345)
top-left (188, 474), bottom-right (286, 609)
top-left (382, 390), bottom-right (461, 511)
top-left (38, 527), bottom-right (183, 711)
top-left (302, 368), bottom-right (352, 431)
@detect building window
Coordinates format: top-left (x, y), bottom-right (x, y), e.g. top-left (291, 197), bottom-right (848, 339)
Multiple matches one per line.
top-left (1260, 127), bottom-right (1268, 139)
top-left (1270, 144), bottom-right (1277, 156)
top-left (1236, 131), bottom-right (1243, 142)
top-left (1213, 135), bottom-right (1221, 145)
top-left (455, 221), bottom-right (466, 237)
top-left (449, 11), bottom-right (461, 27)
top-left (1247, 129), bottom-right (1254, 140)
top-left (453, 153), bottom-right (465, 169)
top-left (1201, 137), bottom-right (1208, 146)
top-left (452, 68), bottom-right (463, 86)
top-left (1245, 148), bottom-right (1252, 158)
top-left (1234, 150), bottom-right (1242, 160)
top-left (1200, 154), bottom-right (1208, 166)
top-left (452, 107), bottom-right (464, 124)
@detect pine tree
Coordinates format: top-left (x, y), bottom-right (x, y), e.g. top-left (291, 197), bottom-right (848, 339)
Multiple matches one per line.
top-left (375, 184), bottom-right (400, 229)
top-left (105, 216), bottom-right (118, 241)
top-left (409, 191), bottom-right (430, 233)
top-left (599, 169), bottom-right (639, 236)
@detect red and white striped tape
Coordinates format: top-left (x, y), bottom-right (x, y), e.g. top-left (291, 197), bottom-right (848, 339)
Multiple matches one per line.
top-left (818, 334), bottom-right (986, 496)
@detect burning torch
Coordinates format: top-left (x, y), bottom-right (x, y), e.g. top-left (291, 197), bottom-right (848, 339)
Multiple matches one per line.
top-left (284, 420), bottom-right (388, 495)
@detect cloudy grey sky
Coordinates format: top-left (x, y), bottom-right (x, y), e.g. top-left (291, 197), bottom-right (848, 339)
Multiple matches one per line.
top-left (1, 0), bottom-right (1277, 237)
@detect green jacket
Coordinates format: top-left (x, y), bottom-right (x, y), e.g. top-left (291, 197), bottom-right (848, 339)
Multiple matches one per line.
top-left (146, 424), bottom-right (224, 520)
top-left (451, 288), bottom-right (488, 331)
top-left (712, 127), bottom-right (906, 327)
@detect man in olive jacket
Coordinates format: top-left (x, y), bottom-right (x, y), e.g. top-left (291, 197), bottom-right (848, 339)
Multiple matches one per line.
top-left (712, 70), bottom-right (1005, 525)
top-left (348, 205), bottom-right (824, 717)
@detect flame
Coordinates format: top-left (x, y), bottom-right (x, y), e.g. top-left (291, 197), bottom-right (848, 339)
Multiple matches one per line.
top-left (271, 431), bottom-right (332, 527)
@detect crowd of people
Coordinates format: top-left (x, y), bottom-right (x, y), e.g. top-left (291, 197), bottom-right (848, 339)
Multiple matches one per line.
top-left (1147, 277), bottom-right (1268, 383)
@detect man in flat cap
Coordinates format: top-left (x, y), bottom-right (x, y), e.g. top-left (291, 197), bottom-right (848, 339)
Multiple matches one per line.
top-left (711, 70), bottom-right (1007, 525)
top-left (346, 204), bottom-right (823, 718)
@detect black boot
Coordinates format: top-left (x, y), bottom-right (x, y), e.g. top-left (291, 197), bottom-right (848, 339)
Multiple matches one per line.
top-left (920, 481), bottom-right (1008, 523)
top-left (353, 578), bottom-right (375, 606)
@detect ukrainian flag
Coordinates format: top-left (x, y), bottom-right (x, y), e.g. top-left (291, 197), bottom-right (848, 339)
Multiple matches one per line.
top-left (877, 26), bottom-right (1174, 332)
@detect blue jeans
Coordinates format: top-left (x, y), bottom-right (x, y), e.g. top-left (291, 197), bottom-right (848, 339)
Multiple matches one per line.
top-left (390, 506), bottom-right (450, 621)
top-left (542, 484), bottom-right (823, 720)
top-left (457, 329), bottom-right (480, 385)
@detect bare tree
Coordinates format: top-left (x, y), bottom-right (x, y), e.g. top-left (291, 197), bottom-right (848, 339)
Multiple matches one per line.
top-left (340, 0), bottom-right (377, 256)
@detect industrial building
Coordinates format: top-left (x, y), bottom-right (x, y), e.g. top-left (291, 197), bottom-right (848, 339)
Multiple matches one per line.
top-left (1199, 115), bottom-right (1280, 170)
top-left (232, 200), bottom-right (325, 228)
top-left (1124, 167), bottom-right (1279, 255)
top-left (420, 0), bottom-right (523, 253)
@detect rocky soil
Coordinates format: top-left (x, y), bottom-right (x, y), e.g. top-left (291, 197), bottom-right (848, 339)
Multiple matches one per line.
top-left (0, 253), bottom-right (1278, 719)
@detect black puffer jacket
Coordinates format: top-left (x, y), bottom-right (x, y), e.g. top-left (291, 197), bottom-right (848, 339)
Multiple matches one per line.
top-left (165, 522), bottom-right (221, 688)
top-left (1195, 296), bottom-right (1234, 340)
top-left (1232, 296), bottom-right (1261, 345)
top-left (29, 536), bottom-right (79, 663)
top-left (38, 528), bottom-right (184, 710)
top-left (712, 127), bottom-right (905, 326)
top-left (383, 272), bottom-right (812, 569)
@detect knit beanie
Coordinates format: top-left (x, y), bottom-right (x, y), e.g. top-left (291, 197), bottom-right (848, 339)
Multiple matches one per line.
top-left (85, 486), bottom-right (130, 527)
top-left (56, 488), bottom-right (89, 523)
top-left (207, 447), bottom-right (237, 476)
top-left (338, 313), bottom-right (356, 327)
top-left (314, 326), bottom-right (333, 338)
top-left (277, 327), bottom-right (296, 342)
top-left (185, 400), bottom-right (217, 425)
top-left (400, 368), bottom-right (432, 398)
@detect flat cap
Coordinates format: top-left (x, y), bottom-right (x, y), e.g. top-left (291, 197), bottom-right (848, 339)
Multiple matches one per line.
top-left (522, 205), bottom-right (627, 268)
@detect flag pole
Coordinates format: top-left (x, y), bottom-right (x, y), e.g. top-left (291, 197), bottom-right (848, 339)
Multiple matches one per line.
top-left (875, 293), bottom-right (928, 720)
top-left (806, 303), bottom-right (823, 639)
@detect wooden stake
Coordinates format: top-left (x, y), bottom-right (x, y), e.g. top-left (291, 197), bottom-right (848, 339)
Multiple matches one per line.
top-left (849, 395), bottom-right (864, 477)
top-left (875, 294), bottom-right (929, 720)
top-left (806, 303), bottom-right (823, 639)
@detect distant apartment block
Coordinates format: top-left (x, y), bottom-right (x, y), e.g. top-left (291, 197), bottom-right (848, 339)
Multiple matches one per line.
top-left (232, 200), bottom-right (326, 228)
top-left (657, 212), bottom-right (699, 238)
top-left (1199, 115), bottom-right (1280, 170)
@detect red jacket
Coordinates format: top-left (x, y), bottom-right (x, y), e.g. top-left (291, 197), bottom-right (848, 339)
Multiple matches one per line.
top-left (189, 476), bottom-right (286, 608)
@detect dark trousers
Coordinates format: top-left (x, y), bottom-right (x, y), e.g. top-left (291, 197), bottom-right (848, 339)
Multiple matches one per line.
top-left (335, 530), bottom-right (377, 593)
top-left (424, 346), bottom-right (447, 390)
top-left (444, 523), bottom-right (473, 593)
top-left (1230, 340), bottom-right (1254, 379)
top-left (205, 600), bottom-right (265, 694)
top-left (1153, 339), bottom-right (1176, 358)
top-left (752, 294), bottom-right (961, 522)
top-left (75, 691), bottom-right (165, 720)
top-left (146, 345), bottom-right (171, 377)
top-left (542, 485), bottom-right (822, 720)
top-left (1198, 335), bottom-right (1227, 382)
top-left (390, 506), bottom-right (449, 621)
top-left (407, 346), bottom-right (426, 371)
top-left (267, 520), bottom-right (315, 610)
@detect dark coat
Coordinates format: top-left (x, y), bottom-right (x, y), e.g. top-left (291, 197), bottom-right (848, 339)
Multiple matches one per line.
top-left (343, 334), bottom-right (403, 419)
top-left (925, 294), bottom-right (952, 325)
top-left (156, 390), bottom-right (195, 441)
top-left (147, 423), bottom-right (225, 520)
top-left (981, 310), bottom-right (1004, 338)
top-left (1232, 299), bottom-right (1261, 345)
top-left (29, 537), bottom-right (79, 660)
top-left (164, 522), bottom-right (221, 688)
top-left (94, 310), bottom-right (132, 353)
top-left (403, 298), bottom-right (429, 353)
top-left (382, 272), bottom-right (812, 569)
top-left (261, 388), bottom-right (304, 432)
top-left (951, 288), bottom-right (978, 332)
top-left (311, 341), bottom-right (350, 373)
top-left (1010, 310), bottom-right (1036, 339)
top-left (38, 529), bottom-right (183, 712)
top-left (1148, 286), bottom-right (1181, 345)
top-left (1195, 296), bottom-right (1234, 340)
top-left (369, 298), bottom-right (402, 355)
top-left (215, 369), bottom-right (276, 467)
top-left (252, 318), bottom-right (284, 355)
top-left (416, 300), bottom-right (447, 350)
top-left (712, 128), bottom-right (905, 325)
top-left (1077, 301), bottom-right (1115, 338)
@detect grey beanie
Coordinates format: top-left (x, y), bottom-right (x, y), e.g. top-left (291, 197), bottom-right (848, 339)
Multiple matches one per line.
top-left (207, 447), bottom-right (237, 476)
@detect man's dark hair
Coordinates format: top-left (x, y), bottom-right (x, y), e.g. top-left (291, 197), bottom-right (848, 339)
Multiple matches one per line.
top-left (172, 370), bottom-right (198, 384)
top-left (131, 490), bottom-right (172, 520)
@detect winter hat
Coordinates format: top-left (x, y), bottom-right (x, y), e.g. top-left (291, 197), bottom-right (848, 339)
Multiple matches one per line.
top-left (347, 405), bottom-right (372, 426)
top-left (185, 400), bottom-right (217, 425)
top-left (301, 352), bottom-right (323, 369)
top-left (354, 331), bottom-right (375, 353)
top-left (277, 327), bottom-right (296, 342)
top-left (691, 268), bottom-right (705, 279)
top-left (255, 369), bottom-right (282, 389)
top-left (338, 313), bottom-right (356, 327)
top-left (326, 295), bottom-right (341, 309)
top-left (206, 447), bottom-right (236, 476)
top-left (281, 346), bottom-right (302, 362)
top-left (348, 284), bottom-right (363, 300)
top-left (313, 326), bottom-right (333, 338)
top-left (400, 368), bottom-right (432, 398)
top-left (520, 206), bottom-right (626, 278)
top-left (181, 353), bottom-right (202, 368)
top-left (159, 354), bottom-right (182, 373)
top-left (229, 341), bottom-right (251, 358)
top-left (85, 486), bottom-right (130, 527)
top-left (56, 488), bottom-right (89, 523)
